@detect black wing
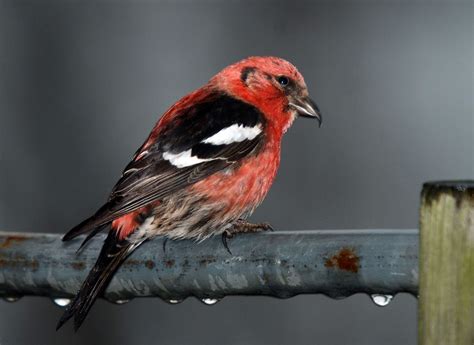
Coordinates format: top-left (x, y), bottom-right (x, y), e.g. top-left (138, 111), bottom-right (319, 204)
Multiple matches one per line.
top-left (63, 92), bottom-right (266, 240)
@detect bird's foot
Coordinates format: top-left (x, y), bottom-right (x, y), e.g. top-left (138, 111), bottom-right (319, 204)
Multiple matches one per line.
top-left (221, 220), bottom-right (274, 255)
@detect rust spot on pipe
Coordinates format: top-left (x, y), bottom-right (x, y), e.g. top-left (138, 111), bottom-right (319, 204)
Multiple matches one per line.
top-left (165, 259), bottom-right (175, 268)
top-left (0, 235), bottom-right (28, 249)
top-left (199, 256), bottom-right (217, 266)
top-left (129, 259), bottom-right (142, 266)
top-left (71, 262), bottom-right (86, 270)
top-left (325, 247), bottom-right (359, 273)
top-left (0, 253), bottom-right (39, 271)
top-left (145, 260), bottom-right (155, 269)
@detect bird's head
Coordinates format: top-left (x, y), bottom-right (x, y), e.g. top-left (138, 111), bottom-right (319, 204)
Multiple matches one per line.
top-left (211, 56), bottom-right (322, 134)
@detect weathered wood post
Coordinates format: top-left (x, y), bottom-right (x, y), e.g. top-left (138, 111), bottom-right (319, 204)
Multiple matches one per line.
top-left (419, 181), bottom-right (474, 345)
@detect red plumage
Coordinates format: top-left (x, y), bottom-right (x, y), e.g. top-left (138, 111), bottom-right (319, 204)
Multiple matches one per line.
top-left (57, 56), bottom-right (321, 331)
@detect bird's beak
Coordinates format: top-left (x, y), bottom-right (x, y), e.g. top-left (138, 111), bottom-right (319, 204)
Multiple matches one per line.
top-left (289, 96), bottom-right (322, 127)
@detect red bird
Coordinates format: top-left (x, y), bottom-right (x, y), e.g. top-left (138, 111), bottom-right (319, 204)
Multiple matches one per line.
top-left (57, 56), bottom-right (321, 330)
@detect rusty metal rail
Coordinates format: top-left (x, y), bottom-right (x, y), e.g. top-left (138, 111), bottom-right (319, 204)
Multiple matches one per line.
top-left (0, 230), bottom-right (418, 303)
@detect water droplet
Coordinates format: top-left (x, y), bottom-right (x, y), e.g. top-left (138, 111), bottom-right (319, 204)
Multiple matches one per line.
top-left (53, 298), bottom-right (71, 307)
top-left (3, 296), bottom-right (21, 303)
top-left (201, 298), bottom-right (220, 305)
top-left (370, 294), bottom-right (393, 307)
top-left (167, 299), bottom-right (183, 304)
top-left (113, 299), bottom-right (130, 305)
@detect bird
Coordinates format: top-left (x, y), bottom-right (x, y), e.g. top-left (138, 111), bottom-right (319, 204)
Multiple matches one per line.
top-left (56, 56), bottom-right (322, 331)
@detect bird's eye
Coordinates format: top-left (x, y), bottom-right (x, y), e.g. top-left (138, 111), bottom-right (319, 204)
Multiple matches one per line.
top-left (277, 76), bottom-right (289, 87)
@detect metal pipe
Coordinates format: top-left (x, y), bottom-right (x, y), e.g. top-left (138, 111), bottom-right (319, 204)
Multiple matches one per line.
top-left (0, 230), bottom-right (418, 302)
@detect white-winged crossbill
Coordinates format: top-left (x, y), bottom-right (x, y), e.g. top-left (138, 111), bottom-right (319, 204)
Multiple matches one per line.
top-left (57, 56), bottom-right (321, 331)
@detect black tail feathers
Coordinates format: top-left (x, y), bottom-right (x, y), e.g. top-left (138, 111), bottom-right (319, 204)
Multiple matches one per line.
top-left (56, 232), bottom-right (135, 331)
top-left (62, 215), bottom-right (103, 242)
top-left (62, 203), bottom-right (117, 242)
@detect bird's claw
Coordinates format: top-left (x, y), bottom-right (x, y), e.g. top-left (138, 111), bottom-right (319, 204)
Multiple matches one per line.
top-left (260, 222), bottom-right (274, 232)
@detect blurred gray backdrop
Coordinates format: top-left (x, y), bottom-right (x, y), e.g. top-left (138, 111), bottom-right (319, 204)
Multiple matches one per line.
top-left (0, 1), bottom-right (472, 344)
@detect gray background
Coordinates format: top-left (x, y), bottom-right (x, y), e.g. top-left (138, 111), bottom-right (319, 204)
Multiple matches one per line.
top-left (0, 1), bottom-right (472, 344)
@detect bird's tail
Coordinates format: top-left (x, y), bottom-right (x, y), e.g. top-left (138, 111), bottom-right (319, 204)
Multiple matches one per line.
top-left (62, 203), bottom-right (113, 242)
top-left (56, 231), bottom-right (138, 331)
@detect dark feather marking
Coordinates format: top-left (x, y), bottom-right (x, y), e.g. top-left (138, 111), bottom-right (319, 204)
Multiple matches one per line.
top-left (240, 66), bottom-right (256, 83)
top-left (280, 77), bottom-right (302, 97)
top-left (193, 212), bottom-right (219, 237)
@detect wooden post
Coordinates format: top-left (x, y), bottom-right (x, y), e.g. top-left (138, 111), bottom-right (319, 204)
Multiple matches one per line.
top-left (419, 181), bottom-right (474, 345)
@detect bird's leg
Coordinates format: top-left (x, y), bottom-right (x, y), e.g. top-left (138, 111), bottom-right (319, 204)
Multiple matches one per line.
top-left (231, 219), bottom-right (274, 233)
top-left (221, 219), bottom-right (274, 255)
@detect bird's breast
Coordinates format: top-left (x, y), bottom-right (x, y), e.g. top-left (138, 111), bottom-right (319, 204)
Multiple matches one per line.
top-left (191, 143), bottom-right (281, 217)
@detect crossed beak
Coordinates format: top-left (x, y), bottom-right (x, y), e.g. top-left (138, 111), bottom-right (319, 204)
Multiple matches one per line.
top-left (289, 96), bottom-right (323, 127)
